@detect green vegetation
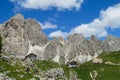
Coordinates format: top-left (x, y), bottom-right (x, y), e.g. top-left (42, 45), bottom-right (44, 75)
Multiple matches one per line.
top-left (33, 60), bottom-right (59, 71)
top-left (99, 51), bottom-right (120, 63)
top-left (72, 51), bottom-right (120, 80)
top-left (34, 60), bottom-right (72, 78)
top-left (0, 50), bottom-right (120, 80)
top-left (61, 66), bottom-right (70, 78)
top-left (0, 59), bottom-right (35, 80)
top-left (0, 59), bottom-right (61, 80)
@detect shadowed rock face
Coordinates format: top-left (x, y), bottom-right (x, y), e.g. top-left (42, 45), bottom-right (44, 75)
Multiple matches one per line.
top-left (0, 14), bottom-right (120, 64)
top-left (24, 19), bottom-right (48, 46)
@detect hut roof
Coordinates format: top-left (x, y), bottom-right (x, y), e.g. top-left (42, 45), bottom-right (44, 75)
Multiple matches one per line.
top-left (69, 61), bottom-right (77, 65)
top-left (25, 53), bottom-right (37, 57)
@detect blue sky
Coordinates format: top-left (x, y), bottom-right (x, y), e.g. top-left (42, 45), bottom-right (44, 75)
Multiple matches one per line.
top-left (0, 0), bottom-right (120, 39)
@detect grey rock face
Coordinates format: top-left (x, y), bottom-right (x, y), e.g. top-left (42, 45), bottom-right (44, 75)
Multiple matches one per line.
top-left (0, 14), bottom-right (120, 64)
top-left (46, 68), bottom-right (64, 79)
top-left (64, 34), bottom-right (103, 63)
top-left (0, 14), bottom-right (48, 59)
top-left (44, 37), bottom-right (65, 64)
top-left (69, 70), bottom-right (78, 80)
top-left (102, 35), bottom-right (120, 51)
top-left (44, 42), bottom-right (57, 60)
top-left (24, 19), bottom-right (48, 46)
top-left (67, 33), bottom-right (85, 45)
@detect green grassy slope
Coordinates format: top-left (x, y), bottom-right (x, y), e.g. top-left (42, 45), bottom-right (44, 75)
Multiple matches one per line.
top-left (0, 51), bottom-right (120, 80)
top-left (73, 51), bottom-right (120, 80)
top-left (0, 59), bottom-right (60, 80)
top-left (0, 59), bottom-right (34, 80)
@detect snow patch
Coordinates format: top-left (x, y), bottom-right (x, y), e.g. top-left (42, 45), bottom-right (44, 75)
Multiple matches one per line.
top-left (27, 41), bottom-right (50, 55)
top-left (64, 45), bottom-right (71, 64)
top-left (53, 46), bottom-right (60, 63)
top-left (53, 55), bottom-right (60, 63)
top-left (87, 55), bottom-right (94, 61)
top-left (109, 41), bottom-right (114, 45)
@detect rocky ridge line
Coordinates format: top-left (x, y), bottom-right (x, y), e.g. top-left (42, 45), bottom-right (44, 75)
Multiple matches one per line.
top-left (0, 14), bottom-right (120, 64)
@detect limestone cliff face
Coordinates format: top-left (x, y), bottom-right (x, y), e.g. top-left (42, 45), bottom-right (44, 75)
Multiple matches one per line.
top-left (0, 14), bottom-right (120, 64)
top-left (44, 37), bottom-right (65, 64)
top-left (44, 33), bottom-right (120, 64)
top-left (0, 14), bottom-right (48, 59)
top-left (102, 35), bottom-right (120, 51)
top-left (51, 34), bottom-right (103, 64)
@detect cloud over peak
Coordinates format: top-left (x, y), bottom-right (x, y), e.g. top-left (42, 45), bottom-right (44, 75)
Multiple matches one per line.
top-left (49, 3), bottom-right (120, 38)
top-left (39, 21), bottom-right (57, 30)
top-left (49, 30), bottom-right (68, 38)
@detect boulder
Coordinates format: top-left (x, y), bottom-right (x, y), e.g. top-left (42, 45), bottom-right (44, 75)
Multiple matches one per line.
top-left (46, 68), bottom-right (64, 79)
top-left (92, 58), bottom-right (103, 64)
top-left (1, 55), bottom-right (10, 62)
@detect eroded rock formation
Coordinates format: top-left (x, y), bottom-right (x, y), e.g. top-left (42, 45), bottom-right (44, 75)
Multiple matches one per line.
top-left (0, 14), bottom-right (120, 64)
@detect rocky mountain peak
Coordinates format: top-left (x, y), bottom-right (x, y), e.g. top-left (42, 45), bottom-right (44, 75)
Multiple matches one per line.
top-left (89, 35), bottom-right (102, 46)
top-left (0, 14), bottom-right (120, 64)
top-left (67, 33), bottom-right (85, 44)
top-left (11, 14), bottom-right (24, 20)
top-left (2, 14), bottom-right (24, 30)
top-left (0, 14), bottom-right (48, 59)
top-left (10, 14), bottom-right (24, 25)
top-left (102, 34), bottom-right (120, 51)
top-left (106, 34), bottom-right (120, 41)
top-left (51, 37), bottom-right (64, 44)
top-left (25, 19), bottom-right (42, 31)
top-left (90, 35), bottom-right (99, 41)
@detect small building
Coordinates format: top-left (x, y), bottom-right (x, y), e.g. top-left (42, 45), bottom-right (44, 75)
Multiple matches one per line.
top-left (68, 61), bottom-right (77, 68)
top-left (25, 53), bottom-right (37, 61)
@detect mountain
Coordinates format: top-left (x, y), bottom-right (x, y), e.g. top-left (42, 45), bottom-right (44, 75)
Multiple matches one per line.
top-left (0, 14), bottom-right (48, 59)
top-left (0, 14), bottom-right (120, 64)
top-left (0, 14), bottom-right (120, 80)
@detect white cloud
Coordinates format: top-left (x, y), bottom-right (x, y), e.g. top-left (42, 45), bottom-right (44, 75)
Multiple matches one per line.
top-left (71, 22), bottom-right (108, 37)
top-left (49, 3), bottom-right (120, 38)
top-left (71, 3), bottom-right (120, 37)
top-left (10, 0), bottom-right (84, 11)
top-left (39, 21), bottom-right (57, 30)
top-left (100, 3), bottom-right (120, 28)
top-left (48, 30), bottom-right (68, 38)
